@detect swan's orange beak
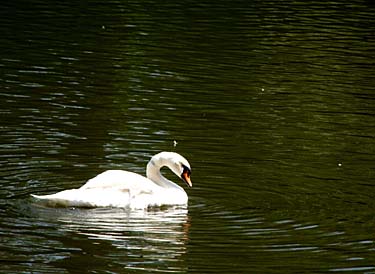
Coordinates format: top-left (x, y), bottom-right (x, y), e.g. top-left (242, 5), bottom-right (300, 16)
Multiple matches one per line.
top-left (181, 167), bottom-right (192, 187)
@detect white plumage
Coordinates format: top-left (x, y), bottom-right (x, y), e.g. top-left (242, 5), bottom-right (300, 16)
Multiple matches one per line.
top-left (31, 152), bottom-right (192, 209)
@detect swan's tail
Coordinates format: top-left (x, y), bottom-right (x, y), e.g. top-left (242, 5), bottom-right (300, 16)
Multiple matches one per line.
top-left (30, 194), bottom-right (45, 199)
top-left (31, 189), bottom-right (132, 208)
top-left (31, 192), bottom-right (80, 207)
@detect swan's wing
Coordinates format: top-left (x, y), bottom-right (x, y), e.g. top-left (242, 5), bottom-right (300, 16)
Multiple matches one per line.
top-left (80, 170), bottom-right (157, 192)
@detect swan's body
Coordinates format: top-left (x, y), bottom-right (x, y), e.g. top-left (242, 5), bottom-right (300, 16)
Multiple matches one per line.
top-left (31, 152), bottom-right (192, 209)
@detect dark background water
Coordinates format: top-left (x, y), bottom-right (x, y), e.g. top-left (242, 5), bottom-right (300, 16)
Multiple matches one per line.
top-left (1, 0), bottom-right (375, 273)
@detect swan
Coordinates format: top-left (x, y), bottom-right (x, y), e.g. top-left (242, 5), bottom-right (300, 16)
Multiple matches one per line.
top-left (31, 152), bottom-right (192, 209)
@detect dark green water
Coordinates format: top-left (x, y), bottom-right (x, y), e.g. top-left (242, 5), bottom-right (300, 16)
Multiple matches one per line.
top-left (1, 0), bottom-right (375, 273)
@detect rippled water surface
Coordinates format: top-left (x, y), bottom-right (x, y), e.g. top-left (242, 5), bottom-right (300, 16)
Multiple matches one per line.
top-left (1, 0), bottom-right (375, 273)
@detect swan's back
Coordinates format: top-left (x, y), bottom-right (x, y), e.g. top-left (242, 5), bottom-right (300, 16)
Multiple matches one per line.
top-left (80, 170), bottom-right (157, 191)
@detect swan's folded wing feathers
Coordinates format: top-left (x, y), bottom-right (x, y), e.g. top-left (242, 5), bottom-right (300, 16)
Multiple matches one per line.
top-left (80, 170), bottom-right (156, 191)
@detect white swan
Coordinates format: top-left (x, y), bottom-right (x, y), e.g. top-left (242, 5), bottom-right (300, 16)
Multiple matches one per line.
top-left (31, 152), bottom-right (192, 209)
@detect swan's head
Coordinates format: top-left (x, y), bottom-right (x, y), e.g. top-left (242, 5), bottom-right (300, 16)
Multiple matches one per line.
top-left (178, 163), bottom-right (192, 188)
top-left (150, 152), bottom-right (192, 187)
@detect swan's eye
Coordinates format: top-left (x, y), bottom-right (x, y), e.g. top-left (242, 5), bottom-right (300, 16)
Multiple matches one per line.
top-left (181, 164), bottom-right (192, 187)
top-left (181, 164), bottom-right (191, 176)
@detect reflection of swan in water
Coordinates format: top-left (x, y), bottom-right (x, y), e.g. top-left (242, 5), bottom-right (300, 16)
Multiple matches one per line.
top-left (57, 207), bottom-right (190, 243)
top-left (31, 152), bottom-right (192, 209)
top-left (30, 205), bottom-right (189, 272)
top-left (61, 207), bottom-right (188, 271)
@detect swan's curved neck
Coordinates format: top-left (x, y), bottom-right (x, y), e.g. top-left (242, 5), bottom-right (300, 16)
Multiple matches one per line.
top-left (146, 158), bottom-right (182, 190)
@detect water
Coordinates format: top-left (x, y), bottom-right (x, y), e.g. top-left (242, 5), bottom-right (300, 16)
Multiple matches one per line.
top-left (1, 0), bottom-right (375, 273)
